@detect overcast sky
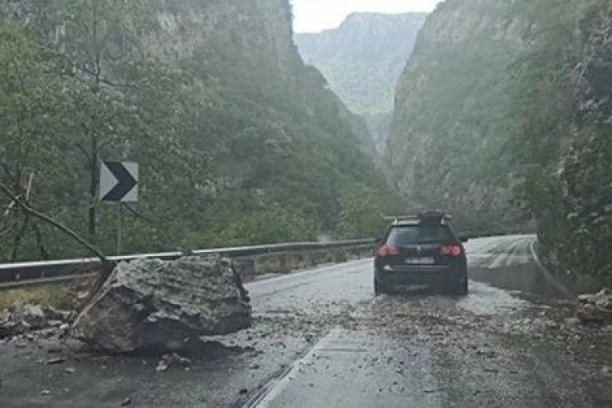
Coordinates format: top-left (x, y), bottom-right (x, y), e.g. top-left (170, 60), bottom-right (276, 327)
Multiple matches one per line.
top-left (292, 0), bottom-right (442, 33)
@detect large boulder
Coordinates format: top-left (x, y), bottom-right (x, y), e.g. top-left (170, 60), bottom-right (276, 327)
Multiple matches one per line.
top-left (71, 256), bottom-right (251, 353)
top-left (577, 289), bottom-right (612, 324)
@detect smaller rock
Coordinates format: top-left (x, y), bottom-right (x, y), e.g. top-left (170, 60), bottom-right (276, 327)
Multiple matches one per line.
top-left (41, 390), bottom-right (51, 396)
top-left (602, 366), bottom-right (610, 375)
top-left (47, 345), bottom-right (63, 353)
top-left (64, 367), bottom-right (76, 374)
top-left (76, 291), bottom-right (89, 301)
top-left (40, 328), bottom-right (57, 339)
top-left (48, 320), bottom-right (63, 328)
top-left (46, 357), bottom-right (66, 365)
top-left (577, 290), bottom-right (612, 324)
top-left (476, 349), bottom-right (497, 358)
top-left (545, 321), bottom-right (560, 330)
top-left (15, 304), bottom-right (47, 329)
top-left (239, 388), bottom-right (248, 395)
top-left (120, 397), bottom-right (132, 406)
top-left (155, 360), bottom-right (169, 373)
top-left (170, 353), bottom-right (192, 367)
top-left (43, 306), bottom-right (72, 322)
top-left (59, 323), bottom-right (70, 332)
top-left (249, 363), bottom-right (260, 370)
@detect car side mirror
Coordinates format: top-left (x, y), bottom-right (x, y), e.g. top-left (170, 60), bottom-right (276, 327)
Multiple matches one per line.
top-left (459, 235), bottom-right (469, 243)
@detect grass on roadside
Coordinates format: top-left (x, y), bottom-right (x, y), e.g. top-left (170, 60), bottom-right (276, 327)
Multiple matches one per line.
top-left (0, 284), bottom-right (74, 311)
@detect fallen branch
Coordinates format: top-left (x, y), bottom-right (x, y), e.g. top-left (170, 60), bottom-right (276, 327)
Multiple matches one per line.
top-left (0, 181), bottom-right (108, 263)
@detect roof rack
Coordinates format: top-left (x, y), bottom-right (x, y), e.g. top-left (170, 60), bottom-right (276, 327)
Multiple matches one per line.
top-left (383, 211), bottom-right (452, 224)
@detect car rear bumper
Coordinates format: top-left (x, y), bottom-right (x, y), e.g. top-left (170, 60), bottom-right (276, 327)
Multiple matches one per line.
top-left (375, 265), bottom-right (467, 288)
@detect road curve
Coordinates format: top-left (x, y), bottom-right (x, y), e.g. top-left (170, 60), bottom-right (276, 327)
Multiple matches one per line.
top-left (1, 235), bottom-right (611, 408)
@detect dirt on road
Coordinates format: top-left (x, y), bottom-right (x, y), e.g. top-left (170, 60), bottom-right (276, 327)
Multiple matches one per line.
top-left (1, 239), bottom-right (611, 408)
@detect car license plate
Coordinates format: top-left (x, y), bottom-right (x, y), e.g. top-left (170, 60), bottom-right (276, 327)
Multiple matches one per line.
top-left (405, 257), bottom-right (435, 265)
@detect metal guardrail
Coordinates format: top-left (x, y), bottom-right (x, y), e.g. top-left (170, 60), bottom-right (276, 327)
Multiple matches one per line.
top-left (0, 239), bottom-right (376, 289)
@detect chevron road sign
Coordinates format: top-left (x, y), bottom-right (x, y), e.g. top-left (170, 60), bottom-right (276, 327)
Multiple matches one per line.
top-left (99, 161), bottom-right (139, 203)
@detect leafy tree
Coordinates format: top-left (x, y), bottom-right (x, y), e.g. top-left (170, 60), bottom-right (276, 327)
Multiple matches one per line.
top-left (0, 24), bottom-right (67, 260)
top-left (0, 1), bottom-right (400, 261)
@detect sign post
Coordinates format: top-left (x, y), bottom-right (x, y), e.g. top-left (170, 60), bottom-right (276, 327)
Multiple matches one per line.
top-left (117, 204), bottom-right (123, 255)
top-left (99, 161), bottom-right (139, 254)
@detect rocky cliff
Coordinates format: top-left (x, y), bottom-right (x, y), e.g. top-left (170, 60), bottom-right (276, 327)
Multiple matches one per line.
top-left (295, 12), bottom-right (427, 157)
top-left (0, 0), bottom-right (397, 260)
top-left (558, 3), bottom-right (612, 285)
top-left (388, 0), bottom-right (523, 230)
top-left (389, 0), bottom-right (612, 285)
top-left (295, 12), bottom-right (427, 115)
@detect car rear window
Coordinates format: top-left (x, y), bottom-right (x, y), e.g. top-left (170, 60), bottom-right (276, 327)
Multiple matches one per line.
top-left (386, 225), bottom-right (452, 245)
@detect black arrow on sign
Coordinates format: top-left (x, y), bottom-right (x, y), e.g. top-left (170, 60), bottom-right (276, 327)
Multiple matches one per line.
top-left (102, 162), bottom-right (137, 202)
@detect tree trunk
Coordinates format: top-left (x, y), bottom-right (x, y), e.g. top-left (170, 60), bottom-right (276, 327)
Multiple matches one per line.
top-left (10, 214), bottom-right (29, 262)
top-left (88, 137), bottom-right (98, 243)
top-left (32, 221), bottom-right (50, 260)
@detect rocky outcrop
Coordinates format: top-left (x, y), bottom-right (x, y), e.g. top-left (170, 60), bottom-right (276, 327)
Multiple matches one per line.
top-left (295, 13), bottom-right (427, 158)
top-left (387, 0), bottom-right (523, 230)
top-left (295, 12), bottom-right (427, 115)
top-left (71, 256), bottom-right (251, 353)
top-left (577, 290), bottom-right (612, 324)
top-left (556, 4), bottom-right (612, 285)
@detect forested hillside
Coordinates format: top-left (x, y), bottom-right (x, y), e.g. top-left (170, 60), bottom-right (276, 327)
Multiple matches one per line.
top-left (389, 0), bottom-right (612, 285)
top-left (0, 0), bottom-right (401, 262)
top-left (295, 12), bottom-right (427, 156)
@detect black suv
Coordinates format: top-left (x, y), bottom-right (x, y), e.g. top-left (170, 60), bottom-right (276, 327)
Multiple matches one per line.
top-left (374, 211), bottom-right (468, 296)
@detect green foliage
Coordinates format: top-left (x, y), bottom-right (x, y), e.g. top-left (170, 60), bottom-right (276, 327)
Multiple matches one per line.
top-left (389, 0), bottom-right (523, 233)
top-left (0, 2), bottom-right (399, 261)
top-left (391, 0), bottom-right (612, 286)
top-left (506, 0), bottom-right (612, 286)
top-left (337, 184), bottom-right (386, 239)
top-left (214, 204), bottom-right (319, 247)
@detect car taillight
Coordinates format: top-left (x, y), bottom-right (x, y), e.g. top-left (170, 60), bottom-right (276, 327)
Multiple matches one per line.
top-left (441, 243), bottom-right (463, 257)
top-left (377, 244), bottom-right (399, 257)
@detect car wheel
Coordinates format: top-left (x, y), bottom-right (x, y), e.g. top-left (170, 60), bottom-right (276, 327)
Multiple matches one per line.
top-left (454, 279), bottom-right (468, 296)
top-left (374, 279), bottom-right (387, 296)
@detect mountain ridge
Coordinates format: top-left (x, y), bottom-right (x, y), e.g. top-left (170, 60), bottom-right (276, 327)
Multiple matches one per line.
top-left (294, 12), bottom-right (427, 156)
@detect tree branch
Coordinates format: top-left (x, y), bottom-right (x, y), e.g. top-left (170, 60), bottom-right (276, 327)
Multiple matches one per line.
top-left (0, 181), bottom-right (108, 262)
top-left (75, 143), bottom-right (93, 166)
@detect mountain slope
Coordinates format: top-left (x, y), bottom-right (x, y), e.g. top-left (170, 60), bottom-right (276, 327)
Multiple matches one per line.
top-left (295, 12), bottom-right (427, 115)
top-left (389, 0), bottom-right (612, 285)
top-left (295, 12), bottom-right (427, 157)
top-left (388, 0), bottom-right (523, 231)
top-left (0, 0), bottom-right (401, 261)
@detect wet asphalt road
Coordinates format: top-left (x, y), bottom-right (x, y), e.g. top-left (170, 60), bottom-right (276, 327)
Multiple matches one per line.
top-left (1, 235), bottom-right (612, 408)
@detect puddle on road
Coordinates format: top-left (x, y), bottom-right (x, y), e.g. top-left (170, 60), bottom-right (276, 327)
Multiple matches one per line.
top-left (457, 281), bottom-right (529, 316)
top-left (468, 262), bottom-right (573, 300)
